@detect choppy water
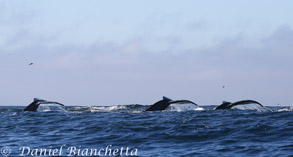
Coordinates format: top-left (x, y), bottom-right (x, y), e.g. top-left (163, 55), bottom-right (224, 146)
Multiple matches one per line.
top-left (0, 105), bottom-right (292, 156)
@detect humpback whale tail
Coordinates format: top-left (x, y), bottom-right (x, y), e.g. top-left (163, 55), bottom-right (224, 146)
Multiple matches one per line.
top-left (145, 96), bottom-right (173, 111)
top-left (145, 96), bottom-right (199, 111)
top-left (215, 100), bottom-right (263, 110)
top-left (23, 98), bottom-right (65, 112)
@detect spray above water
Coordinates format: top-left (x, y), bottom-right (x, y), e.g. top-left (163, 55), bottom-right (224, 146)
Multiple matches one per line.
top-left (37, 104), bottom-right (67, 112)
top-left (231, 104), bottom-right (272, 112)
top-left (166, 103), bottom-right (204, 112)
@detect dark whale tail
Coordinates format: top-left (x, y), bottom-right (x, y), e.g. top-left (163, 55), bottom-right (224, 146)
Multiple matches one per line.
top-left (215, 100), bottom-right (263, 110)
top-left (23, 98), bottom-right (65, 111)
top-left (145, 96), bottom-right (198, 111)
top-left (145, 96), bottom-right (172, 111)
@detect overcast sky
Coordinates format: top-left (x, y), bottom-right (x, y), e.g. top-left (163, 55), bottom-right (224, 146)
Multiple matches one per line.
top-left (1, 0), bottom-right (293, 106)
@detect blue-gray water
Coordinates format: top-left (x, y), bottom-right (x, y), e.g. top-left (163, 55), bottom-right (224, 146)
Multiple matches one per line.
top-left (0, 105), bottom-right (292, 156)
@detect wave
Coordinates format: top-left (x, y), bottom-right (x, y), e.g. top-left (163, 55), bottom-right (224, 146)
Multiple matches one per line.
top-left (275, 105), bottom-right (293, 112)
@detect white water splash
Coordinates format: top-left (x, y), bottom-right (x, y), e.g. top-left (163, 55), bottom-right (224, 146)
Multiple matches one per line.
top-left (89, 105), bottom-right (127, 112)
top-left (276, 105), bottom-right (293, 112)
top-left (231, 104), bottom-right (272, 112)
top-left (37, 104), bottom-right (67, 112)
top-left (166, 103), bottom-right (204, 112)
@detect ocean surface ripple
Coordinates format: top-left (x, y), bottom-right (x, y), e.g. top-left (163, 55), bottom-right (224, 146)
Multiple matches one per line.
top-left (0, 105), bottom-right (292, 156)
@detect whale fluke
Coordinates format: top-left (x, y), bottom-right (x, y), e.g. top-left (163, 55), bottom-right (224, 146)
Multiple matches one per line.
top-left (145, 96), bottom-right (198, 111)
top-left (169, 100), bottom-right (198, 106)
top-left (145, 96), bottom-right (172, 111)
top-left (215, 100), bottom-right (263, 110)
top-left (23, 98), bottom-right (64, 111)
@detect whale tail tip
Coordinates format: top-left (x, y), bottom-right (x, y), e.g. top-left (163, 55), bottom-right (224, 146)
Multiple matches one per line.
top-left (162, 96), bottom-right (172, 101)
top-left (33, 98), bottom-right (47, 102)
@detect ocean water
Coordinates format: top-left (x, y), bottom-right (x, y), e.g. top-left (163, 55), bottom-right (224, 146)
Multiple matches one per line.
top-left (0, 105), bottom-right (292, 156)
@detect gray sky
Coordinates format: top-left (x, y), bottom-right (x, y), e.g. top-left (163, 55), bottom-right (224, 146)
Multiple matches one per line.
top-left (1, 0), bottom-right (293, 106)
